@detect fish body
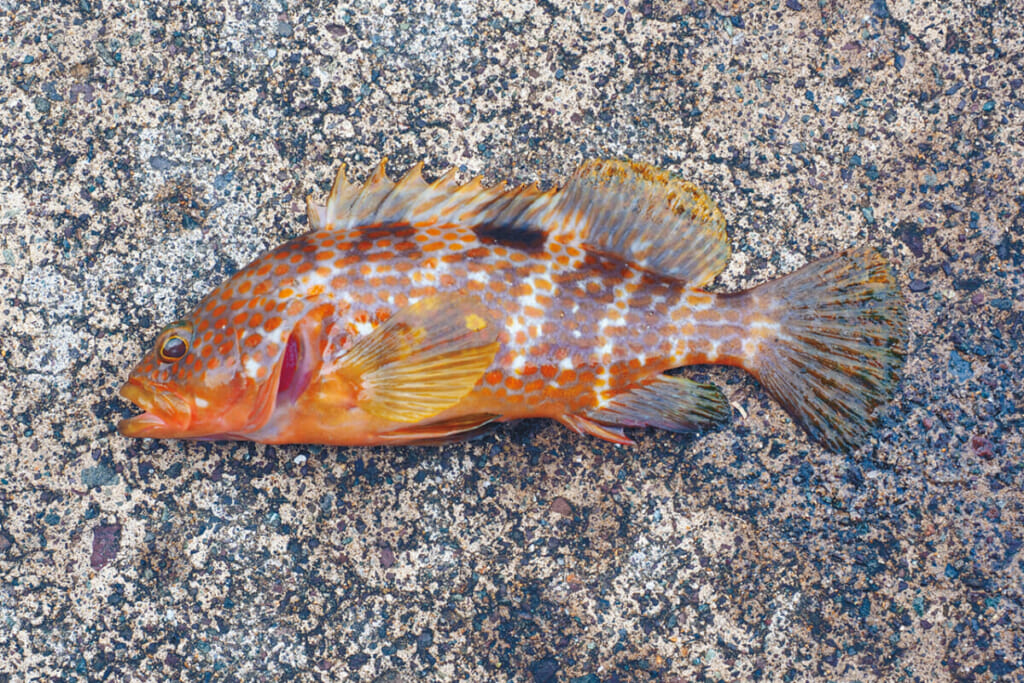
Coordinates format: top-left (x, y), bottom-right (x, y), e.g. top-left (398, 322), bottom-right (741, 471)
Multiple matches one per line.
top-left (119, 160), bottom-right (906, 452)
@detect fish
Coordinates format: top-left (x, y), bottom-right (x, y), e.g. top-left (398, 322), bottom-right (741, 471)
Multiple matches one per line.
top-left (118, 159), bottom-right (906, 452)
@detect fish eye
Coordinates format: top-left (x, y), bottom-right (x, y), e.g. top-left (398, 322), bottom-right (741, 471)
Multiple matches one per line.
top-left (159, 335), bottom-right (189, 362)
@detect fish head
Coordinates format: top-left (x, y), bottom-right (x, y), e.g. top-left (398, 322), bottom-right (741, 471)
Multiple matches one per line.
top-left (117, 312), bottom-right (266, 440)
top-left (118, 235), bottom-right (342, 442)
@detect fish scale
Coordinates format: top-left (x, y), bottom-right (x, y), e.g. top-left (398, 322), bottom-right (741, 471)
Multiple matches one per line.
top-left (120, 159), bottom-right (906, 452)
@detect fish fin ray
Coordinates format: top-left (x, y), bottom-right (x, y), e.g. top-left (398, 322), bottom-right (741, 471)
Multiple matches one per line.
top-left (324, 163), bottom-right (357, 224)
top-left (744, 245), bottom-right (907, 452)
top-left (305, 196), bottom-right (326, 230)
top-left (558, 414), bottom-right (636, 445)
top-left (310, 162), bottom-right (558, 239)
top-left (336, 294), bottom-right (500, 423)
top-left (586, 375), bottom-right (731, 432)
top-left (380, 413), bottom-right (500, 445)
top-left (557, 159), bottom-right (730, 286)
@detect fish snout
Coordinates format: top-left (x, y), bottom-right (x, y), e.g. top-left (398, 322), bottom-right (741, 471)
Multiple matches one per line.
top-left (117, 378), bottom-right (192, 438)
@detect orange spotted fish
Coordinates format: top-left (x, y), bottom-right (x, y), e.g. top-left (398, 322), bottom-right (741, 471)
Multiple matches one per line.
top-left (119, 160), bottom-right (906, 452)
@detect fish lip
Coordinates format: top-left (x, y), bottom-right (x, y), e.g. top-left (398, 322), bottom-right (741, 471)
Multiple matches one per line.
top-left (117, 378), bottom-right (192, 438)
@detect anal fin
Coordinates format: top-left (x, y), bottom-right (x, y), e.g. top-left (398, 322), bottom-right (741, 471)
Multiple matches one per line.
top-left (585, 374), bottom-right (730, 433)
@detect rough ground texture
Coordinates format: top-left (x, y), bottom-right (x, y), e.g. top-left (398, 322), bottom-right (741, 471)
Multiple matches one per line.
top-left (1, 0), bottom-right (1021, 680)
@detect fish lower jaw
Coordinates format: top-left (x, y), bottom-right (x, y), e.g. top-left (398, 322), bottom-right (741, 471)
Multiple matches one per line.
top-left (117, 412), bottom-right (174, 438)
top-left (118, 380), bottom-right (192, 438)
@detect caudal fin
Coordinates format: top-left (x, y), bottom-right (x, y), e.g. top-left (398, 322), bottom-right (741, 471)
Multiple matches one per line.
top-left (745, 245), bottom-right (907, 452)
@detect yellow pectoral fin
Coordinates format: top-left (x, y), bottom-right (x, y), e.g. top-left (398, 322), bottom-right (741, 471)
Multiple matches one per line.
top-left (338, 294), bottom-right (501, 423)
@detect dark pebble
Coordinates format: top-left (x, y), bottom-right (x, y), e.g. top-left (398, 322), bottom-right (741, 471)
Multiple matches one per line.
top-left (969, 435), bottom-right (995, 459)
top-left (948, 350), bottom-right (973, 382)
top-left (149, 156), bottom-right (175, 170)
top-left (785, 0), bottom-right (803, 9)
top-left (43, 82), bottom-right (63, 102)
top-left (34, 96), bottom-right (51, 113)
top-left (987, 658), bottom-right (1017, 676)
top-left (277, 21), bottom-right (293, 37)
top-left (908, 278), bottom-right (930, 292)
top-left (91, 524), bottom-right (122, 569)
top-left (945, 563), bottom-right (960, 580)
top-left (380, 543), bottom-right (395, 569)
top-left (550, 496), bottom-right (573, 517)
top-left (570, 675), bottom-right (601, 683)
top-left (69, 82), bottom-right (94, 104)
top-left (531, 656), bottom-right (560, 683)
top-left (871, 0), bottom-right (890, 17)
top-left (989, 297), bottom-right (1012, 310)
top-left (214, 171), bottom-right (234, 191)
top-left (347, 653), bottom-right (369, 670)
top-left (417, 629), bottom-right (434, 649)
top-left (81, 464), bottom-right (119, 488)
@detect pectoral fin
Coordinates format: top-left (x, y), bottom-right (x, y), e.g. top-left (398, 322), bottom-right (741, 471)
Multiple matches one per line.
top-left (337, 295), bottom-right (500, 423)
top-left (381, 413), bottom-right (500, 445)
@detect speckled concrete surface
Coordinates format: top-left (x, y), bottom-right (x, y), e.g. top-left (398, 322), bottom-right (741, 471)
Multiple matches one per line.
top-left (1, 0), bottom-right (1021, 680)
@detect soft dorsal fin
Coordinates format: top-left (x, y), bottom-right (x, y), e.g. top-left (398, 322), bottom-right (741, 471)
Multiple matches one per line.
top-left (554, 160), bottom-right (730, 287)
top-left (307, 159), bottom-right (730, 286)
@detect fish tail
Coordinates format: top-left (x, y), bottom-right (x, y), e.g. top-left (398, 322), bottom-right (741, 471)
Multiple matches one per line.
top-left (742, 245), bottom-right (907, 452)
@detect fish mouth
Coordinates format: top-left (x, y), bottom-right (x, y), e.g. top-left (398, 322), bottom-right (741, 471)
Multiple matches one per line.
top-left (118, 379), bottom-right (192, 438)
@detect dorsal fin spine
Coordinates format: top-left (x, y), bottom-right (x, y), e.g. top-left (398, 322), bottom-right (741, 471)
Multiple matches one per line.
top-left (432, 167), bottom-right (457, 189)
top-left (369, 158), bottom-right (389, 184)
top-left (325, 164), bottom-right (350, 223)
top-left (305, 196), bottom-right (323, 230)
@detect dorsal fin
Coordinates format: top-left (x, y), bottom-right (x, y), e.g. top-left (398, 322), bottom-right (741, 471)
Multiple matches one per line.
top-left (555, 160), bottom-right (730, 286)
top-left (313, 160), bottom-right (555, 231)
top-left (307, 159), bottom-right (730, 285)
